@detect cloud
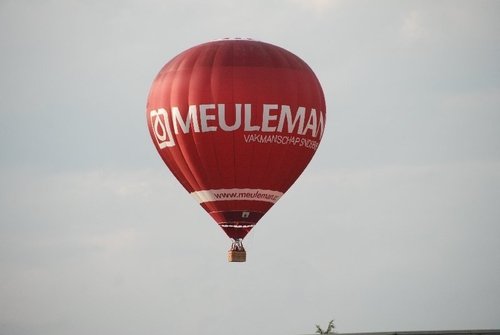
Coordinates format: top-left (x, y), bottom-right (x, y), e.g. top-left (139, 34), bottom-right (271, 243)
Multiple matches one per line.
top-left (288, 0), bottom-right (341, 13)
top-left (86, 228), bottom-right (141, 253)
top-left (401, 10), bottom-right (427, 41)
top-left (441, 87), bottom-right (500, 114)
top-left (0, 167), bottom-right (198, 260)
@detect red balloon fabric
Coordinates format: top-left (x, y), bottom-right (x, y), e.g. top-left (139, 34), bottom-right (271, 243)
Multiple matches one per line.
top-left (147, 39), bottom-right (326, 240)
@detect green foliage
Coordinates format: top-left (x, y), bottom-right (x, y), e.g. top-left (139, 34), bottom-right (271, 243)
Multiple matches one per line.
top-left (315, 319), bottom-right (335, 334)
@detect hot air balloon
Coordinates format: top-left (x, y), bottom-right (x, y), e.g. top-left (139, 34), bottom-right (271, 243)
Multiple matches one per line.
top-left (146, 38), bottom-right (326, 262)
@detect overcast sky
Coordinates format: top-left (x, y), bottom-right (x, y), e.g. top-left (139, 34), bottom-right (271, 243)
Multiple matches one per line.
top-left (1, 1), bottom-right (499, 334)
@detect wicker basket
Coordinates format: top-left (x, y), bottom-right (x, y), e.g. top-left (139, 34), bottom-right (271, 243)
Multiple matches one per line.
top-left (228, 250), bottom-right (246, 262)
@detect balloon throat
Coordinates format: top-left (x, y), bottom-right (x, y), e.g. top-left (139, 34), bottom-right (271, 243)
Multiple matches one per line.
top-left (230, 238), bottom-right (245, 252)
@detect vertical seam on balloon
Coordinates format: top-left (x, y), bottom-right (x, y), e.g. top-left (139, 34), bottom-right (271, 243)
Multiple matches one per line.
top-left (184, 51), bottom-right (207, 191)
top-left (169, 52), bottom-right (204, 192)
top-left (208, 42), bottom-right (225, 188)
top-left (188, 47), bottom-right (217, 192)
top-left (279, 49), bottom-right (304, 193)
top-left (230, 41), bottom-right (237, 187)
top-left (279, 66), bottom-right (304, 193)
top-left (276, 50), bottom-right (306, 193)
top-left (187, 43), bottom-right (223, 195)
top-left (258, 42), bottom-right (282, 192)
top-left (149, 67), bottom-right (194, 192)
top-left (241, 43), bottom-right (260, 188)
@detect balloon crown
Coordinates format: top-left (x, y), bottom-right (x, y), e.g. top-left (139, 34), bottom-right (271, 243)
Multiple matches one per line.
top-left (216, 37), bottom-right (256, 41)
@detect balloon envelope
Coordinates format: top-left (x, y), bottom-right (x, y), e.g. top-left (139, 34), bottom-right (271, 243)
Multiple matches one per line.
top-left (147, 39), bottom-right (326, 241)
